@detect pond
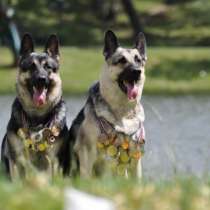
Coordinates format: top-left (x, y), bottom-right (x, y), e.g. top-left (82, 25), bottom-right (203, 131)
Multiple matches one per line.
top-left (0, 95), bottom-right (209, 180)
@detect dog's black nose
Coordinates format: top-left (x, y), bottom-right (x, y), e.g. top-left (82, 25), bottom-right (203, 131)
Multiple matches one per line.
top-left (126, 66), bottom-right (141, 75)
top-left (38, 76), bottom-right (47, 84)
top-left (130, 69), bottom-right (141, 79)
top-left (34, 75), bottom-right (49, 87)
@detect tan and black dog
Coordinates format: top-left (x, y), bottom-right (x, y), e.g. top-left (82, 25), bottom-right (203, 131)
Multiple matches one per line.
top-left (1, 34), bottom-right (70, 179)
top-left (69, 30), bottom-right (147, 178)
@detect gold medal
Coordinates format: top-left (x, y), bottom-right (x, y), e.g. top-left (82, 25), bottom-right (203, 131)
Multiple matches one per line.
top-left (51, 125), bottom-right (60, 137)
top-left (17, 128), bottom-right (28, 140)
top-left (38, 143), bottom-right (47, 152)
top-left (97, 142), bottom-right (104, 149)
top-left (42, 128), bottom-right (55, 144)
top-left (24, 138), bottom-right (33, 148)
top-left (131, 151), bottom-right (141, 160)
top-left (107, 145), bottom-right (118, 157)
top-left (119, 150), bottom-right (130, 163)
top-left (121, 138), bottom-right (129, 150)
top-left (48, 135), bottom-right (56, 144)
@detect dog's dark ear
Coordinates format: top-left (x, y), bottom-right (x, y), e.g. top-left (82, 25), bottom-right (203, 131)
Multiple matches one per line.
top-left (45, 34), bottom-right (59, 60)
top-left (135, 32), bottom-right (147, 60)
top-left (20, 33), bottom-right (34, 57)
top-left (103, 30), bottom-right (119, 59)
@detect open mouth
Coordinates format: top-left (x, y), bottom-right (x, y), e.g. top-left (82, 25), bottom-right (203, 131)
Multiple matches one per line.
top-left (122, 81), bottom-right (138, 100)
top-left (118, 69), bottom-right (141, 100)
top-left (32, 86), bottom-right (48, 107)
top-left (27, 77), bottom-right (50, 107)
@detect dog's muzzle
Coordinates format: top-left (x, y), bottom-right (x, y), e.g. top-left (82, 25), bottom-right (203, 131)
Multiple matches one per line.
top-left (33, 75), bottom-right (49, 88)
top-left (30, 73), bottom-right (50, 107)
top-left (117, 67), bottom-right (141, 100)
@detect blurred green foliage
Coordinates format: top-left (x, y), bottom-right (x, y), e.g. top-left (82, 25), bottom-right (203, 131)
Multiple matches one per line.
top-left (4, 0), bottom-right (210, 46)
top-left (0, 173), bottom-right (210, 210)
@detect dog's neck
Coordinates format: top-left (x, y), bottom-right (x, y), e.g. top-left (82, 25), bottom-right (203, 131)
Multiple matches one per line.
top-left (17, 94), bottom-right (61, 118)
top-left (99, 64), bottom-right (144, 120)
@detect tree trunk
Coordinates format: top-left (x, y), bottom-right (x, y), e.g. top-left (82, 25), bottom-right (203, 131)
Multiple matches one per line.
top-left (120, 0), bottom-right (143, 35)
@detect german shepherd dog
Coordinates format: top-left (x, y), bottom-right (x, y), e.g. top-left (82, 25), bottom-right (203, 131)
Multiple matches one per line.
top-left (1, 34), bottom-right (70, 179)
top-left (69, 30), bottom-right (147, 178)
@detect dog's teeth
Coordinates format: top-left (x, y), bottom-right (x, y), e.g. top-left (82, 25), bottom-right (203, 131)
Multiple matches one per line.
top-left (123, 81), bottom-right (128, 86)
top-left (33, 86), bottom-right (37, 92)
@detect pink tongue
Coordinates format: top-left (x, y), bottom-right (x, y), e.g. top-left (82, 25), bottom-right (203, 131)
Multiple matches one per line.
top-left (33, 88), bottom-right (47, 106)
top-left (126, 84), bottom-right (138, 100)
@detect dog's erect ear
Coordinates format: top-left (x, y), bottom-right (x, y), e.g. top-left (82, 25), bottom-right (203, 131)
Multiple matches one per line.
top-left (45, 34), bottom-right (59, 60)
top-left (20, 33), bottom-right (34, 57)
top-left (135, 32), bottom-right (147, 60)
top-left (103, 30), bottom-right (119, 59)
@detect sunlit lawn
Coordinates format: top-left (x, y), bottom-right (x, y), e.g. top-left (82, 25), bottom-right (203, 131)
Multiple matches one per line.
top-left (0, 47), bottom-right (210, 95)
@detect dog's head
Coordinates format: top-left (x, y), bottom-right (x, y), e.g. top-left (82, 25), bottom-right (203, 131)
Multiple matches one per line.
top-left (17, 33), bottom-right (62, 116)
top-left (102, 30), bottom-right (147, 101)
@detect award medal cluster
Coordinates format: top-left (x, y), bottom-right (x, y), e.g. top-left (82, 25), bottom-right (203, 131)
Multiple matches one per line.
top-left (96, 118), bottom-right (145, 176)
top-left (17, 126), bottom-right (60, 152)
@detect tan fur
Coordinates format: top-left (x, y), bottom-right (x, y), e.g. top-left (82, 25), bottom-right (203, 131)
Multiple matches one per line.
top-left (100, 48), bottom-right (145, 118)
top-left (6, 129), bottom-right (64, 180)
top-left (74, 46), bottom-right (146, 178)
top-left (16, 70), bottom-right (62, 117)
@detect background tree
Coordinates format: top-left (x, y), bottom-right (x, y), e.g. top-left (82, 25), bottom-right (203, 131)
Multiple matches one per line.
top-left (120, 0), bottom-right (143, 36)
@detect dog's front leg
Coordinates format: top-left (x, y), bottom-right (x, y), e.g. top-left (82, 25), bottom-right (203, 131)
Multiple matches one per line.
top-left (6, 132), bottom-right (28, 180)
top-left (136, 159), bottom-right (142, 178)
top-left (74, 127), bottom-right (97, 178)
top-left (129, 158), bottom-right (142, 178)
top-left (8, 159), bottom-right (20, 180)
top-left (48, 101), bottom-right (68, 176)
top-left (76, 141), bottom-right (97, 178)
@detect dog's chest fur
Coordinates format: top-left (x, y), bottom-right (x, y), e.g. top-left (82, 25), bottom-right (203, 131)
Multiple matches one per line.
top-left (72, 82), bottom-right (145, 177)
top-left (6, 98), bottom-right (66, 169)
top-left (88, 82), bottom-right (144, 136)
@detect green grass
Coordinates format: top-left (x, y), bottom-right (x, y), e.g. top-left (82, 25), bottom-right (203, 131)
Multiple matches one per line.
top-left (0, 174), bottom-right (209, 210)
top-left (0, 46), bottom-right (210, 95)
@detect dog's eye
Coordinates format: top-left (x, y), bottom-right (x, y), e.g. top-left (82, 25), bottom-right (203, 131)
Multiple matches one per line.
top-left (45, 64), bottom-right (53, 70)
top-left (21, 63), bottom-right (35, 72)
top-left (118, 57), bottom-right (127, 65)
top-left (135, 55), bottom-right (141, 64)
top-left (45, 64), bottom-right (51, 69)
top-left (21, 66), bottom-right (28, 72)
top-left (45, 64), bottom-right (57, 72)
top-left (20, 60), bottom-right (32, 72)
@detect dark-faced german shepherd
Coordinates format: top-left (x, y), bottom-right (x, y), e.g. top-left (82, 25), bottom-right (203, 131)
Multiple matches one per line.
top-left (1, 34), bottom-right (70, 179)
top-left (69, 30), bottom-right (147, 178)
